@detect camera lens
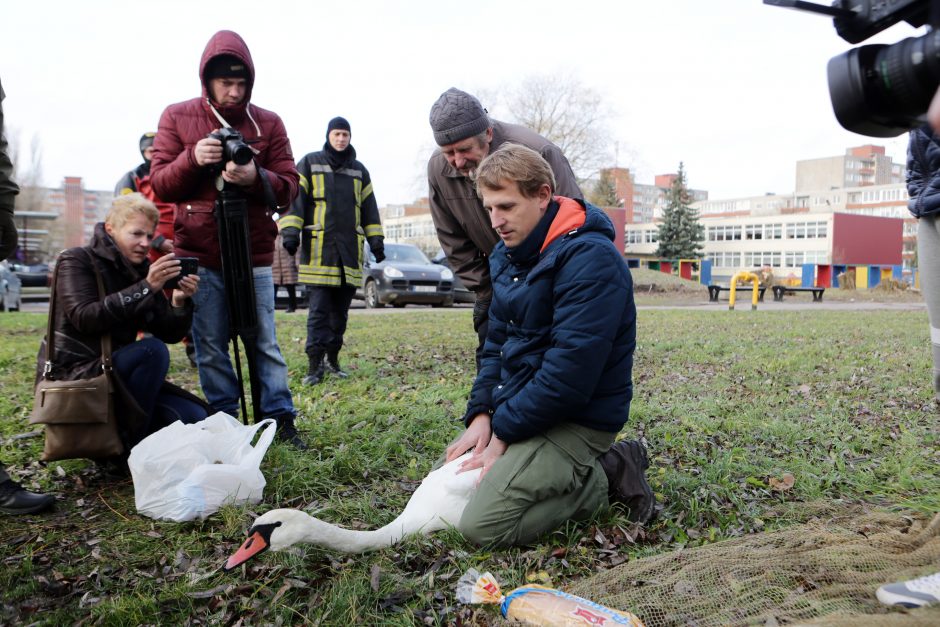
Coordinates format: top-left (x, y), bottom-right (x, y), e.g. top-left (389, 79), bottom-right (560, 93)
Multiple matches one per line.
top-left (828, 30), bottom-right (940, 137)
top-left (230, 143), bottom-right (253, 165)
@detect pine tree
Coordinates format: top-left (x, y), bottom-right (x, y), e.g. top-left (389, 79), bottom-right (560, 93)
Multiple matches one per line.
top-left (587, 169), bottom-right (619, 207)
top-left (655, 163), bottom-right (704, 259)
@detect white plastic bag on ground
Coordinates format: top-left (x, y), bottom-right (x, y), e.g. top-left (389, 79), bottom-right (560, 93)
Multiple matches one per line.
top-left (129, 412), bottom-right (277, 522)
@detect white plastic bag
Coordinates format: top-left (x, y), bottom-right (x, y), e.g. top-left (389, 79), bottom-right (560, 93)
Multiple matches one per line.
top-left (129, 412), bottom-right (277, 522)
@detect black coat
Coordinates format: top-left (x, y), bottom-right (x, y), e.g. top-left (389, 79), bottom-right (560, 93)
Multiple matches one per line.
top-left (280, 145), bottom-right (384, 287)
top-left (35, 222), bottom-right (193, 383)
top-left (908, 126), bottom-right (940, 218)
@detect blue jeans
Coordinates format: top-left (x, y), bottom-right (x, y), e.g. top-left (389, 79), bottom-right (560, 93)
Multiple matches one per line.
top-left (112, 337), bottom-right (207, 439)
top-left (190, 266), bottom-right (295, 419)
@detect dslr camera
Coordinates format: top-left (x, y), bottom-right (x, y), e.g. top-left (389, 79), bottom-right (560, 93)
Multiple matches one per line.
top-left (208, 127), bottom-right (254, 166)
top-left (766, 0), bottom-right (939, 137)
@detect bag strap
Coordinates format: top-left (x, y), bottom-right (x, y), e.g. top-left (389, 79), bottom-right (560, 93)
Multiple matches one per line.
top-left (86, 251), bottom-right (114, 373)
top-left (42, 249), bottom-right (113, 380)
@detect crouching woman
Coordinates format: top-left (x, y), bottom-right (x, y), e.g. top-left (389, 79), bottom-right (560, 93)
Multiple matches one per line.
top-left (35, 193), bottom-right (209, 452)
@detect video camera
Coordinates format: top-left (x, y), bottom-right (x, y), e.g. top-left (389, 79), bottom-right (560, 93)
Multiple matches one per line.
top-left (766, 0), bottom-right (939, 137)
top-left (208, 127), bottom-right (253, 166)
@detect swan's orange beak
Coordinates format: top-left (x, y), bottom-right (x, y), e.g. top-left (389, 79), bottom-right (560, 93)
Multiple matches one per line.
top-left (224, 529), bottom-right (270, 571)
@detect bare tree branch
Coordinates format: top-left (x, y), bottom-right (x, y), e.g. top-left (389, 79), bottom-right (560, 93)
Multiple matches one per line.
top-left (502, 73), bottom-right (614, 183)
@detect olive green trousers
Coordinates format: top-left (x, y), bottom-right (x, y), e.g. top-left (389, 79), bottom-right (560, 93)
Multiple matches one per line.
top-left (457, 422), bottom-right (616, 547)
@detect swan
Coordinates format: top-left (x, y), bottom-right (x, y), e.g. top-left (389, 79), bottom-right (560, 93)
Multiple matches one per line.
top-left (224, 452), bottom-right (480, 569)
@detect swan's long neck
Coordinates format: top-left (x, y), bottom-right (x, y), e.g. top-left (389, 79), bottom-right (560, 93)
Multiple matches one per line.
top-left (271, 454), bottom-right (478, 553)
top-left (294, 513), bottom-right (441, 553)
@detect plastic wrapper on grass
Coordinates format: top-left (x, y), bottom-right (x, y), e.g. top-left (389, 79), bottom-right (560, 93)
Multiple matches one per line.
top-left (457, 568), bottom-right (644, 626)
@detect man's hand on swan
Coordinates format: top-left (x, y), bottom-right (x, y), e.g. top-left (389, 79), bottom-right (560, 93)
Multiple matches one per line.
top-left (460, 436), bottom-right (507, 484)
top-left (446, 413), bottom-right (491, 463)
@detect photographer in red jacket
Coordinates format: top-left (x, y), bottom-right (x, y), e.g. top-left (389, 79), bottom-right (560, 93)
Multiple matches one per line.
top-left (150, 30), bottom-right (305, 447)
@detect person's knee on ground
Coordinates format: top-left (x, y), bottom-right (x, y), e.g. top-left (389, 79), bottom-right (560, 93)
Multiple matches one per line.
top-left (458, 510), bottom-right (517, 548)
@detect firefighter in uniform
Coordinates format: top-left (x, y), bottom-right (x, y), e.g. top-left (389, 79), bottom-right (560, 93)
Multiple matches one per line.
top-left (280, 117), bottom-right (384, 384)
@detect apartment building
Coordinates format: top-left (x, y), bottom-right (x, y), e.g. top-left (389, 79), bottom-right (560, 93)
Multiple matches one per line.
top-left (624, 143), bottom-right (911, 282)
top-left (795, 145), bottom-right (904, 192)
top-left (379, 195), bottom-right (627, 256)
top-left (601, 167), bottom-right (708, 223)
top-left (379, 198), bottom-right (440, 256)
top-left (627, 210), bottom-right (903, 282)
top-left (12, 177), bottom-right (112, 261)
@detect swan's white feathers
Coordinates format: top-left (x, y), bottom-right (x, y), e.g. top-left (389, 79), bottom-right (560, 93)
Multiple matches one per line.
top-left (249, 453), bottom-right (481, 554)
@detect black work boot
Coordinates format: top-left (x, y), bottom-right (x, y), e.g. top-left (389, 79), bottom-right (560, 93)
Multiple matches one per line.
top-left (273, 414), bottom-right (308, 450)
top-left (324, 351), bottom-right (348, 378)
top-left (302, 352), bottom-right (325, 386)
top-left (0, 480), bottom-right (55, 515)
top-left (599, 439), bottom-right (656, 524)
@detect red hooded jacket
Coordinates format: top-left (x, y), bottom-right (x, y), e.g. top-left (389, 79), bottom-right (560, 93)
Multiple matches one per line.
top-left (150, 30), bottom-right (299, 269)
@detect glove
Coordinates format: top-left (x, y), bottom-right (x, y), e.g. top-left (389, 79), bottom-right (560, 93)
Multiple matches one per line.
top-left (472, 295), bottom-right (491, 330)
top-left (282, 230), bottom-right (299, 256)
top-left (372, 249), bottom-right (385, 263)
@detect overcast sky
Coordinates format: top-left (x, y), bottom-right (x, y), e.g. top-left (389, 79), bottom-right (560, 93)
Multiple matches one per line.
top-left (0, 0), bottom-right (924, 206)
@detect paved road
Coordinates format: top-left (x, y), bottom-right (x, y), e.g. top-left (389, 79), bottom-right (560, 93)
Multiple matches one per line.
top-left (14, 298), bottom-right (925, 315)
top-left (638, 300), bottom-right (926, 312)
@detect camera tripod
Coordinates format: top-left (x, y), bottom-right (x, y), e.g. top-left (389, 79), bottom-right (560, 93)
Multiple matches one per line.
top-left (215, 180), bottom-right (263, 425)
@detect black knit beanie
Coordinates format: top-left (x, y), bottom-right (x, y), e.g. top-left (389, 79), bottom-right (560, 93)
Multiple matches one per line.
top-left (429, 87), bottom-right (489, 146)
top-left (139, 132), bottom-right (156, 160)
top-left (205, 54), bottom-right (249, 81)
top-left (326, 116), bottom-right (351, 140)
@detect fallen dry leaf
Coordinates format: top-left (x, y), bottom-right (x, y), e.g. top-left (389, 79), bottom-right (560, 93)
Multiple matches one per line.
top-left (769, 473), bottom-right (796, 492)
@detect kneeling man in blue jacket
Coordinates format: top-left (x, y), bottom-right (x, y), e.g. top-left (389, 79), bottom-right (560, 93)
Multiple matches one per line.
top-left (444, 143), bottom-right (655, 547)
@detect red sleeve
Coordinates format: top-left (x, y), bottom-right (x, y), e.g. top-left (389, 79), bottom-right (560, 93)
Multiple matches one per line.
top-left (258, 114), bottom-right (299, 209)
top-left (150, 106), bottom-right (204, 202)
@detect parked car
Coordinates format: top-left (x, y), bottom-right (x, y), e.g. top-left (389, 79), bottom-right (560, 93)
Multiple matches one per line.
top-left (10, 262), bottom-right (51, 287)
top-left (0, 261), bottom-right (23, 312)
top-left (431, 249), bottom-right (475, 304)
top-left (358, 243), bottom-right (455, 308)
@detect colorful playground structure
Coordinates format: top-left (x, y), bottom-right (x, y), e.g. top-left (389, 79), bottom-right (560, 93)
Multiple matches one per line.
top-left (625, 257), bottom-right (917, 291)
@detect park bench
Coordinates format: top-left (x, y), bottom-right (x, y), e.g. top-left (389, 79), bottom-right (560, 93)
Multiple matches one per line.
top-left (707, 284), bottom-right (765, 302)
top-left (771, 285), bottom-right (825, 302)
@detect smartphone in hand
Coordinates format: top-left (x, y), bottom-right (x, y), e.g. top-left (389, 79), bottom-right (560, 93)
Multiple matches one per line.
top-left (165, 257), bottom-right (199, 290)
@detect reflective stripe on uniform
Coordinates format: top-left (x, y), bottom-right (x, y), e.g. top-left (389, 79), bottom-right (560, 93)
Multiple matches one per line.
top-left (279, 214), bottom-right (303, 230)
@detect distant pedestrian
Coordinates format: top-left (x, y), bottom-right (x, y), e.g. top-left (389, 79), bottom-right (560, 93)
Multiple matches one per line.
top-left (115, 132), bottom-right (176, 259)
top-left (280, 117), bottom-right (384, 385)
top-left (272, 226), bottom-right (299, 313)
top-left (117, 132), bottom-right (196, 367)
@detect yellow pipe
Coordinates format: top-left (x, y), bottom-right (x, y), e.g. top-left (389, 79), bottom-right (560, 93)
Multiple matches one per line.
top-left (729, 271), bottom-right (760, 310)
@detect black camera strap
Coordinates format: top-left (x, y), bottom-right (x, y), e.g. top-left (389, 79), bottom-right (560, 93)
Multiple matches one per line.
top-left (257, 165), bottom-right (284, 213)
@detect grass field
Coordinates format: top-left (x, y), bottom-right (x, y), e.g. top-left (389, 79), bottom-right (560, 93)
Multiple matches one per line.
top-left (1, 307), bottom-right (938, 624)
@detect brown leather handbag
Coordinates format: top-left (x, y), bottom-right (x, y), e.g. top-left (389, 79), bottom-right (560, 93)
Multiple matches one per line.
top-left (30, 252), bottom-right (124, 461)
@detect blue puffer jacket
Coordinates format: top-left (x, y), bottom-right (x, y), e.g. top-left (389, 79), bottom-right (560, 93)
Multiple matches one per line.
top-left (907, 126), bottom-right (940, 218)
top-left (464, 197), bottom-right (636, 444)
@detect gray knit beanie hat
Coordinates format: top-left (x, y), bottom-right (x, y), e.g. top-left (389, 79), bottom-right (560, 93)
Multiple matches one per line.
top-left (429, 87), bottom-right (490, 146)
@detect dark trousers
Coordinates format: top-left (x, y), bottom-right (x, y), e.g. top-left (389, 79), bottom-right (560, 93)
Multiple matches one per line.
top-left (472, 296), bottom-right (491, 372)
top-left (113, 338), bottom-right (208, 440)
top-left (306, 284), bottom-right (356, 357)
top-left (274, 283), bottom-right (297, 311)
